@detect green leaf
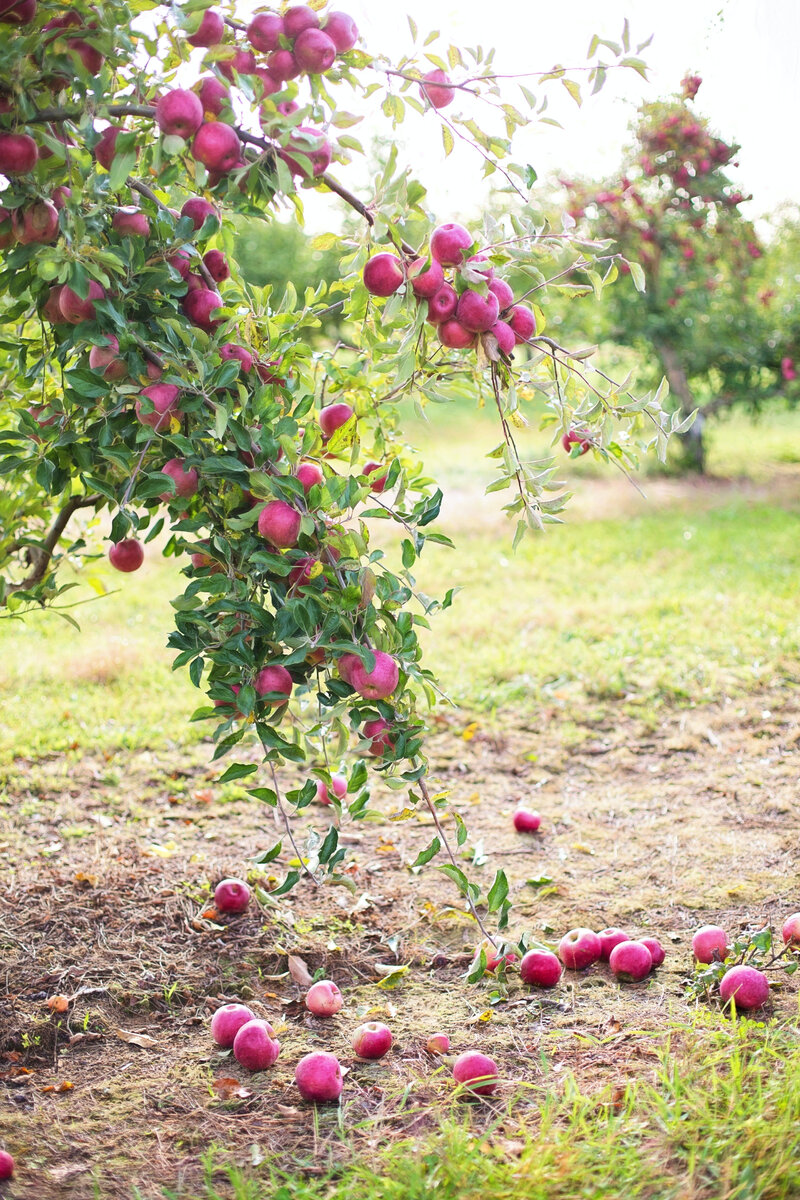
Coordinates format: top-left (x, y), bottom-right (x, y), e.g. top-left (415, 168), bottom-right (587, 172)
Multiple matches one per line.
top-left (628, 260), bottom-right (646, 293)
top-left (487, 869), bottom-right (509, 912)
top-left (218, 762), bottom-right (258, 783)
top-left (411, 836), bottom-right (441, 868)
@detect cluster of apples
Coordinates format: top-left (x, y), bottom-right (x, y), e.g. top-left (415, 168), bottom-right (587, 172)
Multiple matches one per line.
top-left (498, 925), bottom-right (668, 988)
top-left (362, 222), bottom-right (537, 358)
top-left (692, 913), bottom-right (800, 1010)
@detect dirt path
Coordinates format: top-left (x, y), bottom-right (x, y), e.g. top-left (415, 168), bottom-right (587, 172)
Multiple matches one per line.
top-left (1, 686), bottom-right (798, 1198)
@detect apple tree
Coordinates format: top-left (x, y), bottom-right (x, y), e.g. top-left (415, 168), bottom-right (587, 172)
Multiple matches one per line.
top-left (561, 75), bottom-right (797, 471)
top-left (0, 2), bottom-right (677, 945)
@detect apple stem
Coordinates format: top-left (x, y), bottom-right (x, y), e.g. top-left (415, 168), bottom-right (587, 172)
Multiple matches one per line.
top-left (417, 775), bottom-right (499, 950)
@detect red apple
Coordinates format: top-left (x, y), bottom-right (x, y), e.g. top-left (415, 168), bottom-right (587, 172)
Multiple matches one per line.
top-left (322, 11), bottom-right (358, 53)
top-left (638, 937), bottom-right (665, 967)
top-left (363, 461), bottom-right (388, 492)
top-left (320, 402), bottom-right (354, 439)
top-left (89, 335), bottom-right (127, 382)
top-left (337, 654), bottom-right (361, 684)
top-left (94, 126), bottom-right (130, 171)
top-left (112, 207), bottom-right (150, 238)
top-left (485, 949), bottom-right (518, 973)
top-left (52, 186), bottom-right (72, 211)
top-left (247, 12), bottom-right (284, 51)
top-left (456, 289), bottom-right (499, 334)
top-left (0, 0), bottom-right (35, 22)
top-left (219, 48), bottom-right (257, 80)
top-left (280, 126), bottom-right (331, 177)
top-left (267, 48), bottom-right (301, 82)
top-left (210, 1002), bottom-right (255, 1047)
top-left (159, 458), bottom-right (198, 502)
top-left (489, 320), bottom-right (515, 355)
top-left (156, 88), bottom-right (204, 138)
top-left (349, 650), bottom-right (399, 700)
top-left (283, 4), bottom-right (318, 37)
top-left (42, 286), bottom-right (66, 324)
top-left (0, 1150), bottom-right (14, 1180)
top-left (692, 924), bottom-right (728, 964)
top-left (425, 1032), bottom-right (450, 1055)
top-left (0, 132), bottom-right (38, 176)
top-left (427, 284), bottom-right (458, 325)
top-left (135, 383), bottom-right (182, 432)
top-left (452, 1051), bottom-right (498, 1096)
top-left (430, 223), bottom-right (472, 266)
top-left (488, 277), bottom-right (514, 310)
top-left (0, 207), bottom-right (14, 250)
top-left (182, 287), bottom-right (224, 331)
top-left (598, 928), bottom-right (628, 960)
top-left (520, 949), bottom-right (562, 988)
top-left (296, 462), bottom-right (324, 493)
top-left (192, 122), bottom-right (241, 172)
top-left (187, 8), bottom-right (224, 47)
top-left (315, 774), bottom-right (347, 806)
top-left (220, 342), bottom-right (253, 373)
top-left (109, 539), bottom-right (144, 573)
top-left (559, 927), bottom-right (602, 970)
top-left (439, 320), bottom-right (475, 349)
top-left (258, 499), bottom-right (302, 549)
top-left (254, 664), bottom-right (293, 706)
top-left (67, 38), bottom-right (104, 74)
top-left (782, 913), bottom-right (800, 946)
top-left (352, 1021), bottom-right (392, 1060)
top-left (214, 877), bottom-right (251, 913)
top-left (305, 979), bottom-right (343, 1017)
top-left (295, 1051), bottom-right (343, 1103)
top-left (363, 717), bottom-right (395, 757)
top-left (508, 304), bottom-right (536, 345)
top-left (203, 249), bottom-right (230, 281)
top-left (719, 965), bottom-right (769, 1010)
top-left (408, 255), bottom-right (444, 299)
top-left (196, 75), bottom-right (230, 117)
top-left (609, 940), bottom-right (652, 982)
top-left (180, 196), bottom-right (220, 232)
top-left (562, 429), bottom-right (592, 455)
top-left (294, 28), bottom-right (336, 74)
top-left (13, 200), bottom-right (59, 245)
top-left (363, 253), bottom-right (404, 297)
top-left (513, 808), bottom-right (541, 833)
top-left (59, 281), bottom-right (105, 324)
top-left (233, 1019), bottom-right (280, 1070)
top-left (420, 68), bottom-right (455, 109)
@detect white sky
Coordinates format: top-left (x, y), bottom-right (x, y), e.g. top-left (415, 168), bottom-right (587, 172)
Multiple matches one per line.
top-left (294, 0), bottom-right (799, 230)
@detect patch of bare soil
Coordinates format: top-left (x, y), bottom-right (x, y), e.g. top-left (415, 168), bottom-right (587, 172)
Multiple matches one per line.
top-left (1, 689), bottom-right (798, 1198)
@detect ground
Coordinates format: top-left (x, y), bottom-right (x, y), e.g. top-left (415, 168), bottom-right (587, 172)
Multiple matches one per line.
top-left (1, 409), bottom-right (799, 1198)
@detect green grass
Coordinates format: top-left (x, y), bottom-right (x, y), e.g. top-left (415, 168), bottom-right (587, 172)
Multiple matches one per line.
top-left (166, 1008), bottom-right (800, 1200)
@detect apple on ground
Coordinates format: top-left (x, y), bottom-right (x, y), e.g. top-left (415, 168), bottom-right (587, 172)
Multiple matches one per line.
top-left (598, 928), bottom-right (629, 960)
top-left (608, 940), bottom-right (652, 982)
top-left (295, 1051), bottom-right (343, 1103)
top-left (639, 937), bottom-right (665, 967)
top-left (719, 965), bottom-right (769, 1010)
top-left (452, 1051), bottom-right (499, 1096)
top-left (692, 924), bottom-right (728, 964)
top-left (214, 877), bottom-right (251, 914)
top-left (782, 913), bottom-right (800, 946)
top-left (559, 928), bottom-right (602, 970)
top-left (426, 1032), bottom-right (450, 1055)
top-left (0, 1150), bottom-right (13, 1181)
top-left (351, 1021), bottom-right (392, 1059)
top-left (233, 1019), bottom-right (280, 1070)
top-left (520, 949), bottom-right (562, 988)
top-left (305, 979), bottom-right (343, 1016)
top-left (485, 949), bottom-right (518, 973)
top-left (109, 539), bottom-right (144, 573)
top-left (210, 1003), bottom-right (255, 1047)
top-left (513, 808), bottom-right (541, 833)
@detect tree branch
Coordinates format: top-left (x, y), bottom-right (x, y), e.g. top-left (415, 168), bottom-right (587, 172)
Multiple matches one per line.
top-left (5, 494), bottom-right (100, 597)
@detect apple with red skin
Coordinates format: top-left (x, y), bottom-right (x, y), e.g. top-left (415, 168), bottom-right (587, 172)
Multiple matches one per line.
top-left (363, 717), bottom-right (395, 757)
top-left (639, 937), bottom-right (665, 967)
top-left (363, 253), bottom-right (404, 297)
top-left (182, 288), bottom-right (224, 331)
top-left (233, 1019), bottom-right (280, 1071)
top-left (408, 256), bottom-right (444, 299)
top-left (67, 38), bottom-right (104, 74)
top-left (219, 48), bottom-right (257, 81)
top-left (0, 132), bottom-right (38, 176)
top-left (439, 320), bottom-right (476, 349)
top-left (351, 1021), bottom-right (392, 1059)
top-left (719, 965), bottom-right (769, 1010)
top-left (280, 126), bottom-right (331, 176)
top-left (94, 126), bottom-right (127, 171)
top-left (489, 320), bottom-right (516, 356)
top-left (452, 1051), bottom-right (498, 1096)
top-left (598, 928), bottom-right (628, 960)
top-left (284, 4), bottom-right (318, 37)
top-left (294, 28), bottom-right (336, 74)
top-left (196, 76), bottom-right (230, 116)
top-left (297, 462), bottom-right (324, 492)
top-left (254, 664), bottom-right (293, 706)
top-left (89, 335), bottom-right (127, 382)
top-left (0, 0), bottom-right (35, 22)
top-left (485, 950), bottom-right (518, 973)
top-left (220, 343), bottom-right (253, 373)
top-left (135, 383), bottom-right (182, 432)
top-left (782, 913), bottom-right (800, 946)
top-left (159, 458), bottom-right (198, 502)
top-left (508, 304), bottom-right (536, 344)
top-left (609, 940), bottom-right (652, 982)
top-left (562, 429), bottom-right (592, 455)
top-left (305, 979), bottom-right (343, 1017)
top-left (322, 11), bottom-right (358, 52)
top-left (488, 277), bottom-right (514, 310)
top-left (112, 207), bottom-right (150, 238)
top-left (426, 1032), bottom-right (450, 1055)
top-left (258, 499), bottom-right (302, 549)
top-left (420, 68), bottom-right (455, 109)
top-left (210, 1002), bottom-right (255, 1047)
top-left (248, 12), bottom-right (284, 50)
top-left (266, 48), bottom-right (300, 83)
top-left (193, 122), bottom-right (241, 172)
top-left (692, 924), bottom-right (728, 964)
top-left (316, 774), bottom-right (347, 806)
top-left (337, 654), bottom-right (361, 685)
top-left (214, 877), bottom-right (251, 913)
top-left (59, 281), bottom-right (105, 324)
top-left (0, 207), bottom-right (14, 250)
top-left (456, 289), bottom-right (500, 333)
top-left (0, 1150), bottom-right (14, 1181)
top-left (168, 247), bottom-right (193, 280)
top-left (427, 284), bottom-right (458, 325)
top-left (203, 250), bottom-right (230, 281)
top-left (13, 200), bottom-right (59, 246)
top-left (156, 88), bottom-right (204, 138)
top-left (320, 402), bottom-right (354, 439)
top-left (295, 1051), bottom-right (343, 1103)
top-left (109, 539), bottom-right (144, 573)
top-left (42, 286), bottom-right (66, 324)
top-left (559, 928), bottom-right (602, 970)
top-left (520, 949), bottom-right (562, 988)
top-left (513, 808), bottom-right (541, 833)
top-left (349, 651), bottom-right (399, 700)
top-left (187, 7), bottom-right (224, 47)
top-left (431, 223), bottom-right (472, 266)
top-left (181, 197), bottom-right (220, 232)
top-left (363, 462), bottom-right (388, 492)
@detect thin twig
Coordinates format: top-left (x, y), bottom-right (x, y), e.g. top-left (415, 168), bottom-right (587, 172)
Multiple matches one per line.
top-left (269, 762), bottom-right (319, 886)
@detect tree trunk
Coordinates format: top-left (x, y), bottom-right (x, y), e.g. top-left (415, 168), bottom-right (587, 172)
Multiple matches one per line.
top-left (655, 340), bottom-right (706, 473)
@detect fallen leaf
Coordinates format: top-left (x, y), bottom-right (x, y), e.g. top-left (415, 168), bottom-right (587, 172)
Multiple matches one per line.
top-left (68, 1032), bottom-right (103, 1047)
top-left (212, 1076), bottom-right (252, 1100)
top-left (74, 871), bottom-right (98, 888)
top-left (114, 1029), bottom-right (159, 1050)
top-left (46, 994), bottom-right (69, 1013)
top-left (287, 954), bottom-right (313, 986)
top-left (41, 1080), bottom-right (74, 1093)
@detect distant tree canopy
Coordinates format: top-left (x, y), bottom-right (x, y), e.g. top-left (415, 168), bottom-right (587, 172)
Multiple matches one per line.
top-left (233, 216), bottom-right (342, 328)
top-left (559, 77), bottom-right (800, 470)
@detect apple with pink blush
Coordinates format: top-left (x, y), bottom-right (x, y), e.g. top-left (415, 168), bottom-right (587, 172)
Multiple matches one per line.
top-left (513, 808), bottom-right (541, 833)
top-left (352, 1021), bottom-right (392, 1059)
top-left (210, 1003), bottom-right (255, 1047)
top-left (719, 965), bottom-right (769, 1010)
top-left (452, 1051), bottom-right (498, 1096)
top-left (214, 877), bottom-right (251, 914)
top-left (692, 924), bottom-right (728, 964)
top-left (305, 979), bottom-right (343, 1016)
top-left (316, 774), bottom-right (347, 805)
top-left (598, 928), bottom-right (628, 960)
top-left (608, 940), bottom-right (652, 982)
top-left (232, 1019), bottom-right (280, 1070)
top-left (295, 1051), bottom-right (343, 1102)
top-left (520, 949), bottom-right (562, 988)
top-left (559, 927), bottom-right (602, 970)
top-left (426, 1032), bottom-right (450, 1055)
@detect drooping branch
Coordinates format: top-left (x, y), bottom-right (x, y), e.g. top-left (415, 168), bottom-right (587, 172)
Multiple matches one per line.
top-left (5, 494), bottom-right (99, 597)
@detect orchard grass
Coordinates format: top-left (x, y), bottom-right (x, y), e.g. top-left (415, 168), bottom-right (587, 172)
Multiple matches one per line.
top-left (168, 1008), bottom-right (800, 1200)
